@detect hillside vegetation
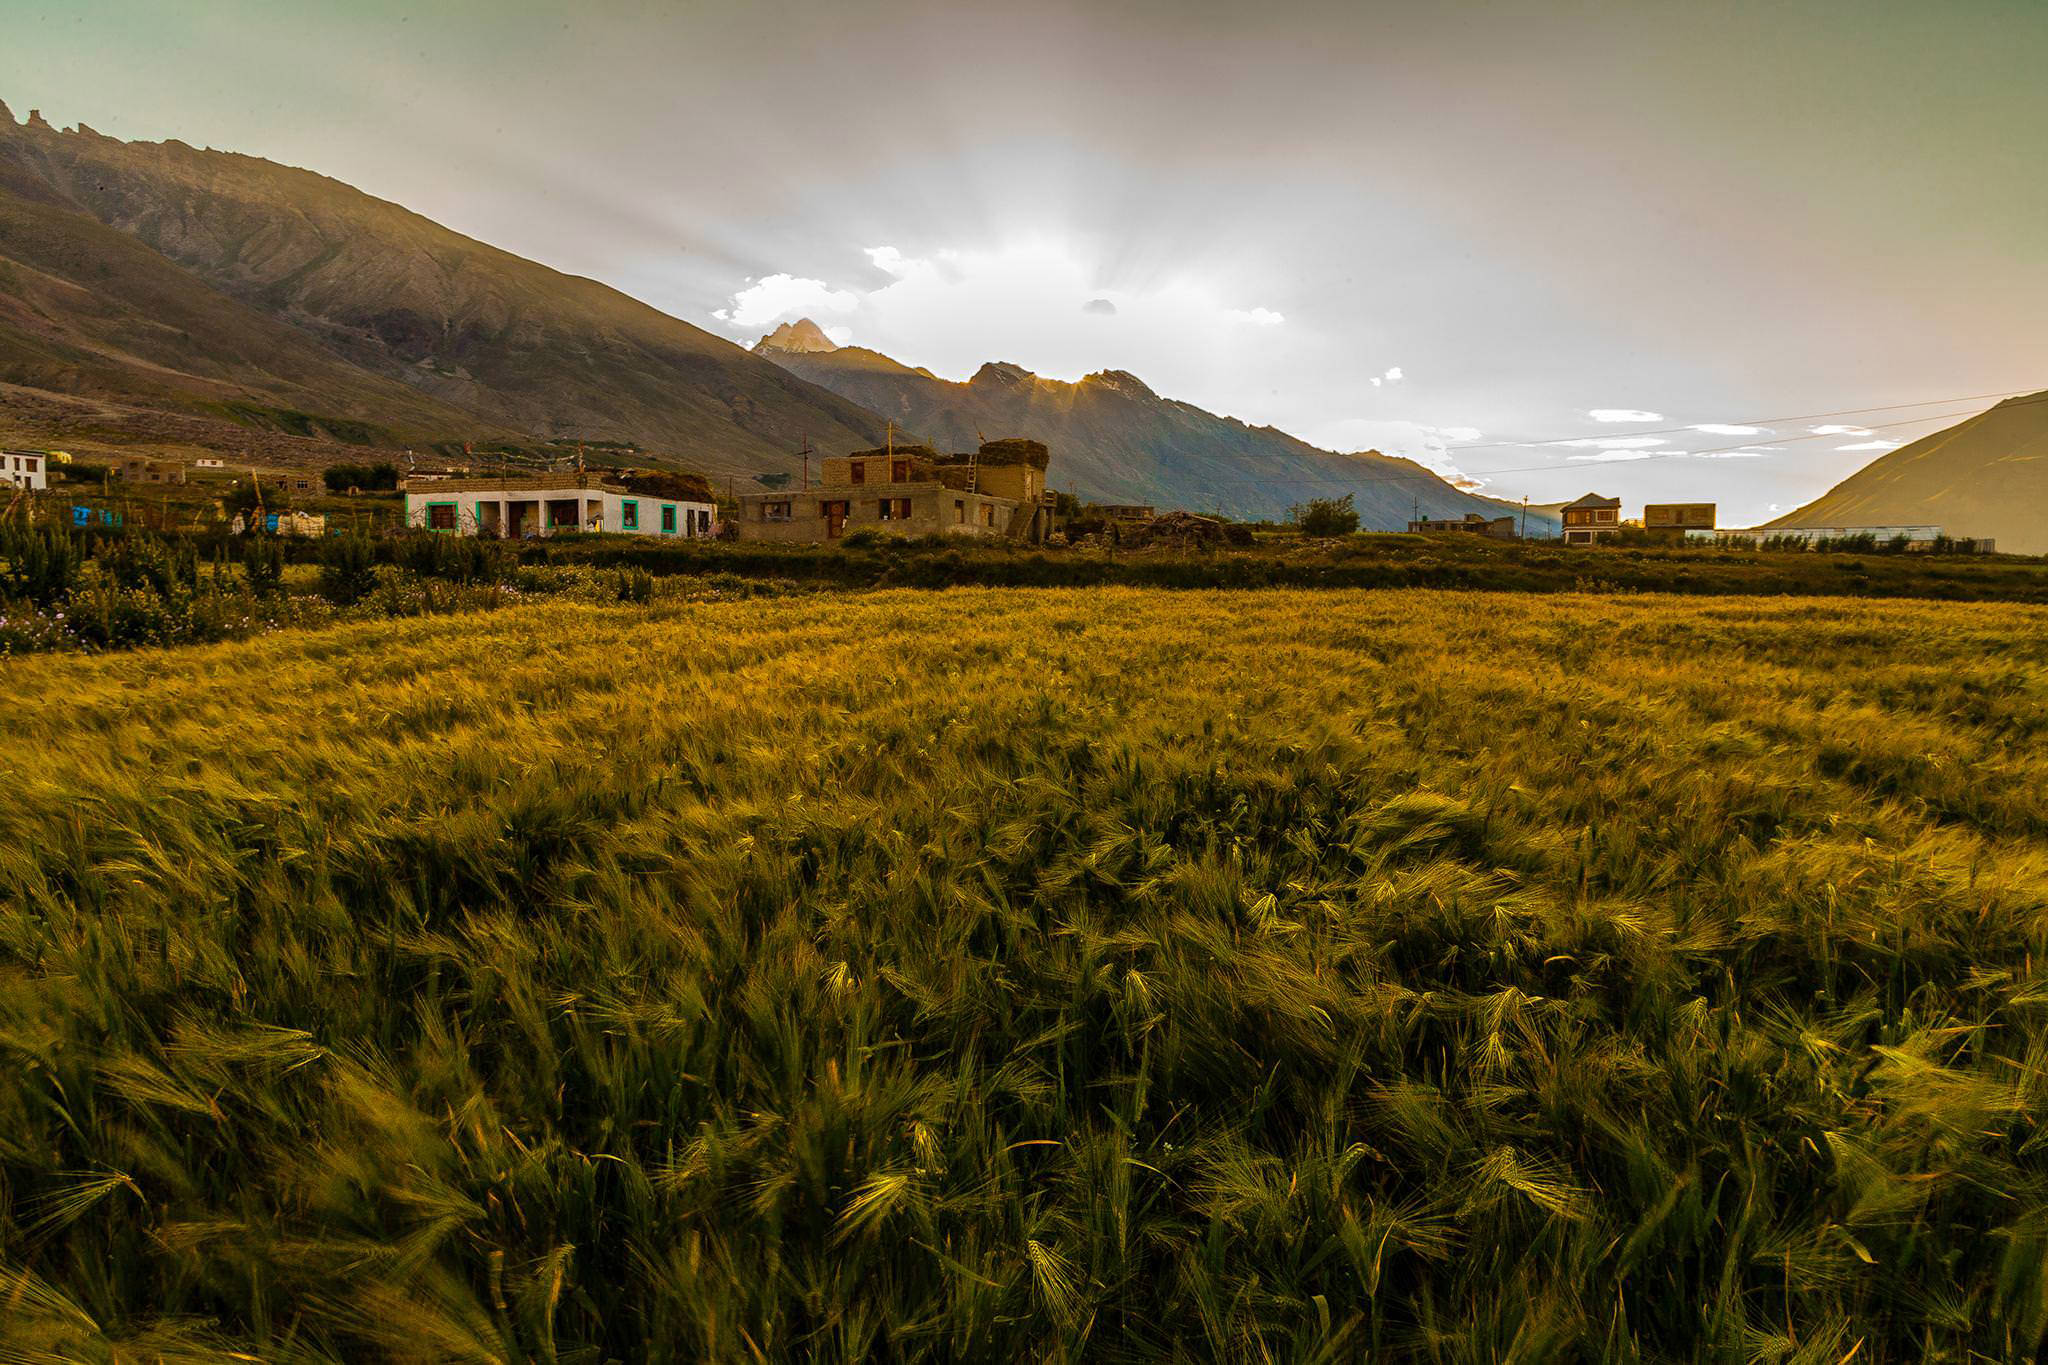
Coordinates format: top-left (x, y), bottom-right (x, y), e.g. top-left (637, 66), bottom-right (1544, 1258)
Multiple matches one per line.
top-left (3, 590), bottom-right (2047, 1360)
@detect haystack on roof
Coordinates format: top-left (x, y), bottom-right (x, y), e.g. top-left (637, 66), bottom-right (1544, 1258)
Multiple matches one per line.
top-left (962, 438), bottom-right (1049, 469)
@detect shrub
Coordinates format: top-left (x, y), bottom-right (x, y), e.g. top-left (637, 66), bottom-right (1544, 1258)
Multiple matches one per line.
top-left (1290, 494), bottom-right (1360, 537)
top-left (318, 534), bottom-right (380, 606)
top-left (0, 521), bottom-right (84, 606)
top-left (240, 534), bottom-right (285, 597)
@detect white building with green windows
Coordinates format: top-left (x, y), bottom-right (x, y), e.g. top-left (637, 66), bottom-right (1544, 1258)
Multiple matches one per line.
top-left (402, 473), bottom-right (716, 540)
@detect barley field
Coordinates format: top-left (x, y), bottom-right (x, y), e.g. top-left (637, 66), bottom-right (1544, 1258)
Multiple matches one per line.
top-left (2, 588), bottom-right (2046, 1362)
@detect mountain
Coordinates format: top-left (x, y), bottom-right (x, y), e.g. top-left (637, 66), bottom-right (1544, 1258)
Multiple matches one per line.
top-left (1767, 391), bottom-right (2048, 553)
top-left (755, 321), bottom-right (1550, 528)
top-left (756, 318), bottom-right (841, 354)
top-left (0, 100), bottom-right (885, 473)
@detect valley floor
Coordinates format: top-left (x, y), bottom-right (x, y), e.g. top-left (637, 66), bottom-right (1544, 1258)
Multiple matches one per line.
top-left (3, 590), bottom-right (2047, 1360)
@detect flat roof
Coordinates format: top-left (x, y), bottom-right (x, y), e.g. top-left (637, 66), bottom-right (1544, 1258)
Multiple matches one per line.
top-left (404, 474), bottom-right (628, 495)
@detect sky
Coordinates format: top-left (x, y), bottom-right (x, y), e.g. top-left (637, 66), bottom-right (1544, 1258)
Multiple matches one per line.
top-left (5, 0), bottom-right (2046, 521)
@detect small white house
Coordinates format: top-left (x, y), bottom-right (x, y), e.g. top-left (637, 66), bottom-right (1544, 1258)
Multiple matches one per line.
top-left (2, 450), bottom-right (49, 492)
top-left (403, 473), bottom-right (717, 539)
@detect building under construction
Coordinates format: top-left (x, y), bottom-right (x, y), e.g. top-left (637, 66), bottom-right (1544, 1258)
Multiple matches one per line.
top-left (735, 438), bottom-right (1056, 543)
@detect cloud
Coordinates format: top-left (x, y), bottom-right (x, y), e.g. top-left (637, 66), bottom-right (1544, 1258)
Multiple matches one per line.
top-left (1368, 365), bottom-right (1404, 389)
top-left (712, 273), bottom-right (859, 329)
top-left (1557, 436), bottom-right (1666, 449)
top-left (1689, 423), bottom-right (1769, 436)
top-left (1568, 449), bottom-right (1659, 463)
top-left (1835, 440), bottom-right (1900, 451)
top-left (1810, 424), bottom-right (1871, 436)
top-left (1081, 298), bottom-right (1118, 315)
top-left (1438, 426), bottom-right (1482, 442)
top-left (1588, 408), bottom-right (1663, 423)
top-left (1224, 306), bottom-right (1285, 326)
top-left (1690, 448), bottom-right (1775, 459)
top-left (823, 324), bottom-right (853, 346)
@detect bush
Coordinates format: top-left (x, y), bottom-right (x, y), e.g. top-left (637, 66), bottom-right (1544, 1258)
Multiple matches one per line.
top-left (318, 534), bottom-right (380, 606)
top-left (241, 535), bottom-right (284, 597)
top-left (322, 462), bottom-right (402, 492)
top-left (614, 568), bottom-right (654, 604)
top-left (1290, 494), bottom-right (1360, 537)
top-left (101, 532), bottom-right (197, 597)
top-left (0, 521), bottom-right (84, 606)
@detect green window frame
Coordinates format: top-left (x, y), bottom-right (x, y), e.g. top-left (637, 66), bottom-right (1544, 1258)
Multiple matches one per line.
top-left (621, 499), bottom-right (639, 531)
top-left (661, 503), bottom-right (677, 534)
top-left (425, 501), bottom-right (458, 532)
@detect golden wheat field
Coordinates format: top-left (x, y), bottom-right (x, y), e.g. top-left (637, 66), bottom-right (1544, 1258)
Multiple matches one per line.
top-left (3, 587), bottom-right (2047, 1361)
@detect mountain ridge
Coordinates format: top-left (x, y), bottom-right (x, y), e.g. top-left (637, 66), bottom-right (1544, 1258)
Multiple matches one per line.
top-left (0, 102), bottom-right (887, 473)
top-left (757, 320), bottom-right (1546, 527)
top-left (1766, 391), bottom-right (2048, 553)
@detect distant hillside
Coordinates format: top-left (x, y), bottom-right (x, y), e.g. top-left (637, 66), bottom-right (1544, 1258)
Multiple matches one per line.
top-left (0, 99), bottom-right (886, 474)
top-left (757, 322), bottom-right (1551, 529)
top-left (1768, 391), bottom-right (2048, 554)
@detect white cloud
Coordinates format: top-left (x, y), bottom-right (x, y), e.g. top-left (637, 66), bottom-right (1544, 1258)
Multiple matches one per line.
top-left (712, 273), bottom-right (859, 329)
top-left (1835, 440), bottom-right (1900, 451)
top-left (1690, 448), bottom-right (1775, 459)
top-left (1081, 298), bottom-right (1118, 315)
top-left (1225, 306), bottom-right (1286, 326)
top-left (823, 324), bottom-right (853, 346)
top-left (1811, 424), bottom-right (1871, 436)
top-left (1438, 426), bottom-right (1482, 442)
top-left (1588, 408), bottom-right (1663, 423)
top-left (1689, 423), bottom-right (1769, 436)
top-left (1383, 366), bottom-right (1404, 382)
top-left (1568, 449), bottom-right (1660, 463)
top-left (1557, 436), bottom-right (1667, 449)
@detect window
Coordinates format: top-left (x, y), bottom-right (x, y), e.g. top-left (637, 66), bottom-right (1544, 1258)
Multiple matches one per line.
top-left (661, 504), bottom-right (677, 533)
top-left (878, 496), bottom-right (910, 521)
top-left (763, 500), bottom-right (792, 522)
top-left (892, 459), bottom-right (911, 482)
top-left (621, 500), bottom-right (639, 530)
top-left (982, 505), bottom-right (996, 528)
top-left (427, 502), bottom-right (457, 531)
top-left (850, 461), bottom-right (865, 485)
top-left (954, 499), bottom-right (965, 524)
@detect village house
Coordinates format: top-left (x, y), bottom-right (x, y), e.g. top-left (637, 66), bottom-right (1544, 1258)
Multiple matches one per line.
top-left (112, 456), bottom-right (187, 485)
top-left (1560, 492), bottom-right (1622, 545)
top-left (736, 439), bottom-right (1054, 543)
top-left (2, 449), bottom-right (48, 492)
top-left (1643, 502), bottom-right (1716, 539)
top-left (403, 472), bottom-right (716, 539)
top-left (1088, 503), bottom-right (1157, 522)
top-left (1408, 511), bottom-right (1519, 539)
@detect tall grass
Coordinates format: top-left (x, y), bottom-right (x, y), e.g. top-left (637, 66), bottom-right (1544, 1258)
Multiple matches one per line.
top-left (0, 589), bottom-right (2044, 1360)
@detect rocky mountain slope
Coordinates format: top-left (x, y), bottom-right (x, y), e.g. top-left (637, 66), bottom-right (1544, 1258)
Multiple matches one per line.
top-left (755, 322), bottom-right (1549, 528)
top-left (0, 100), bottom-right (884, 473)
top-left (1768, 390), bottom-right (2048, 554)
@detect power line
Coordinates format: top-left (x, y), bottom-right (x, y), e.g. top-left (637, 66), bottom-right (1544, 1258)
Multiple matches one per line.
top-left (1189, 392), bottom-right (2045, 496)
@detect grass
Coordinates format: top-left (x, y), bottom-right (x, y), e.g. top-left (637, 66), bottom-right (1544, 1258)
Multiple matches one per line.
top-left (1, 588), bottom-right (2046, 1360)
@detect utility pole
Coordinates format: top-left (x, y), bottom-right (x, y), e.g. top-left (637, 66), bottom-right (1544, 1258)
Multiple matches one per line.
top-left (800, 432), bottom-right (812, 491)
top-left (1520, 495), bottom-right (1529, 540)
